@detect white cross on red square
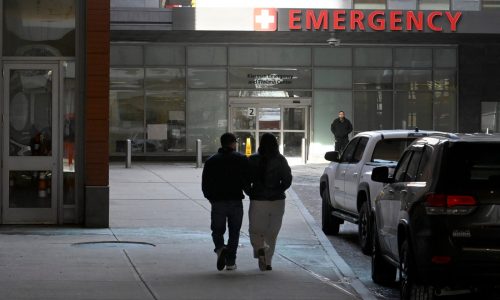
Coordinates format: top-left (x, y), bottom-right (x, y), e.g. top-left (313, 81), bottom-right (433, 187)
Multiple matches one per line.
top-left (254, 8), bottom-right (277, 31)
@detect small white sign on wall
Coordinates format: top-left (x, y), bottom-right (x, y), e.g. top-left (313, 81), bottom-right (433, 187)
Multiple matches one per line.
top-left (247, 107), bottom-right (256, 117)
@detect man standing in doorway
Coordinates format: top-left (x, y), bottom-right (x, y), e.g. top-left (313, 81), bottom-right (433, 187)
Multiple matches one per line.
top-left (331, 111), bottom-right (353, 153)
top-left (202, 133), bottom-right (249, 271)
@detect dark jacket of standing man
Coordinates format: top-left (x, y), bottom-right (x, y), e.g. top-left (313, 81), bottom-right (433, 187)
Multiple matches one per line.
top-left (202, 132), bottom-right (249, 271)
top-left (330, 111), bottom-right (353, 153)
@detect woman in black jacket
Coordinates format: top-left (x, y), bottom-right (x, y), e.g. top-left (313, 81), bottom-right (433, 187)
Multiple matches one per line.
top-left (248, 133), bottom-right (292, 271)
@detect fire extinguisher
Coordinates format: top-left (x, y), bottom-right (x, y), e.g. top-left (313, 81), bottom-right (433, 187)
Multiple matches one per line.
top-left (38, 172), bottom-right (48, 198)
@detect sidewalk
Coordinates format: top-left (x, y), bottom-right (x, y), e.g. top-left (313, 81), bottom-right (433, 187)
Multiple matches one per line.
top-left (0, 163), bottom-right (375, 300)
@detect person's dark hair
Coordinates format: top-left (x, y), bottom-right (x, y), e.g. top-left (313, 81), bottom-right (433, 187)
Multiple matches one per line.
top-left (220, 132), bottom-right (237, 148)
top-left (257, 133), bottom-right (279, 182)
top-left (339, 110), bottom-right (345, 114)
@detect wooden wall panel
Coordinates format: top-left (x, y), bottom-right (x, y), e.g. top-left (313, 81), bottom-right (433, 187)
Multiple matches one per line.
top-left (85, 0), bottom-right (110, 186)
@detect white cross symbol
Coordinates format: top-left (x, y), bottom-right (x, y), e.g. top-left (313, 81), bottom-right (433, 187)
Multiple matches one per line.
top-left (255, 9), bottom-right (275, 30)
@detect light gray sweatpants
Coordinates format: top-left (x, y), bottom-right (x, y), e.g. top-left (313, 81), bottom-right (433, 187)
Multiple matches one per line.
top-left (248, 199), bottom-right (285, 266)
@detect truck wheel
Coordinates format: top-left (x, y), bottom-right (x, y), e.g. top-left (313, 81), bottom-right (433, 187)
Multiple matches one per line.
top-left (321, 194), bottom-right (340, 235)
top-left (400, 240), bottom-right (435, 300)
top-left (371, 220), bottom-right (397, 285)
top-left (359, 200), bottom-right (372, 255)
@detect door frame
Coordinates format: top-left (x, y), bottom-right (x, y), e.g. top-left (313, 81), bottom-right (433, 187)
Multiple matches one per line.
top-left (1, 62), bottom-right (60, 224)
top-left (228, 98), bottom-right (311, 159)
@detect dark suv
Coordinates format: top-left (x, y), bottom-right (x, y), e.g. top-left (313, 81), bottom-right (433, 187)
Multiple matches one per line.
top-left (370, 134), bottom-right (500, 299)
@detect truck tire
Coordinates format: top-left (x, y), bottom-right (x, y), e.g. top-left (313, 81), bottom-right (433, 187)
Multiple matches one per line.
top-left (359, 200), bottom-right (373, 255)
top-left (321, 192), bottom-right (341, 235)
top-left (371, 219), bottom-right (397, 285)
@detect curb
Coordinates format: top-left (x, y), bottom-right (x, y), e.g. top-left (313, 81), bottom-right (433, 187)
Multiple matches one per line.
top-left (288, 188), bottom-right (377, 300)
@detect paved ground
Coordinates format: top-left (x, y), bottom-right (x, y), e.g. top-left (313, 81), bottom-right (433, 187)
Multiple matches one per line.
top-left (0, 162), bottom-right (376, 300)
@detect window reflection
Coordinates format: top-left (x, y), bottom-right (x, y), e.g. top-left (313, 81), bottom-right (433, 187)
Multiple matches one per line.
top-left (3, 0), bottom-right (76, 56)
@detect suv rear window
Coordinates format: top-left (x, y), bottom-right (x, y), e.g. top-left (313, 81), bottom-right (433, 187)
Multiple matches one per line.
top-left (371, 138), bottom-right (417, 163)
top-left (442, 142), bottom-right (500, 188)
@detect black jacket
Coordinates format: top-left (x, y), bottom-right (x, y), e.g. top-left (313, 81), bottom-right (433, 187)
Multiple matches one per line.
top-left (248, 153), bottom-right (292, 201)
top-left (202, 147), bottom-right (249, 203)
top-left (330, 117), bottom-right (353, 140)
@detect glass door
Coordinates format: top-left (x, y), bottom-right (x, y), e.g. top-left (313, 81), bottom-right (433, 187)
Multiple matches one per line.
top-left (2, 63), bottom-right (59, 224)
top-left (230, 104), bottom-right (308, 161)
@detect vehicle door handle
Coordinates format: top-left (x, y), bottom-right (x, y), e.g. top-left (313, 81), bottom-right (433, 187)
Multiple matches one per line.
top-left (388, 190), bottom-right (394, 194)
top-left (353, 172), bottom-right (359, 177)
top-left (401, 190), bottom-right (408, 195)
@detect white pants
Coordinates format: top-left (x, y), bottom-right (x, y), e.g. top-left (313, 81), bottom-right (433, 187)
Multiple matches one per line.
top-left (248, 200), bottom-right (285, 266)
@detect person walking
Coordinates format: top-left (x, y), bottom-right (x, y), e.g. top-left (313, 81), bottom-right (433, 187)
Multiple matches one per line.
top-left (331, 111), bottom-right (353, 153)
top-left (248, 133), bottom-right (292, 271)
top-left (202, 133), bottom-right (249, 271)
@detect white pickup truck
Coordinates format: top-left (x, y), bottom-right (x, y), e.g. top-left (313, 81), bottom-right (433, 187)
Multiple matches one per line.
top-left (320, 130), bottom-right (446, 255)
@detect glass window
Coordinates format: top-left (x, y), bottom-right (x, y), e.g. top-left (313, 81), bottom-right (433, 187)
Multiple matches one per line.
top-left (3, 0), bottom-right (76, 56)
top-left (145, 91), bottom-right (186, 153)
top-left (188, 46), bottom-right (227, 66)
top-left (395, 92), bottom-right (433, 130)
top-left (434, 91), bottom-right (456, 132)
top-left (452, 0), bottom-right (480, 10)
top-left (406, 150), bottom-right (423, 181)
top-left (354, 91), bottom-right (393, 132)
top-left (188, 68), bottom-right (226, 89)
top-left (354, 48), bottom-right (392, 67)
top-left (314, 91), bottom-right (352, 145)
top-left (354, 0), bottom-right (385, 8)
top-left (314, 48), bottom-right (352, 67)
top-left (232, 107), bottom-right (256, 130)
top-left (284, 108), bottom-right (305, 130)
top-left (145, 68), bottom-right (185, 90)
top-left (229, 47), bottom-right (311, 66)
top-left (314, 69), bottom-right (352, 89)
top-left (187, 91), bottom-right (227, 153)
top-left (481, 102), bottom-right (500, 133)
top-left (109, 91), bottom-right (145, 154)
top-left (483, 0), bottom-right (500, 9)
top-left (110, 68), bottom-right (144, 90)
top-left (9, 171), bottom-right (52, 208)
top-left (395, 48), bottom-right (432, 68)
top-left (229, 90), bottom-right (312, 98)
top-left (434, 69), bottom-right (456, 91)
top-left (353, 137), bottom-right (369, 163)
top-left (144, 45), bottom-right (185, 66)
top-left (434, 49), bottom-right (456, 68)
top-left (340, 138), bottom-right (360, 162)
top-left (395, 70), bottom-right (432, 91)
top-left (229, 67), bottom-right (312, 90)
top-left (419, 0), bottom-right (450, 10)
top-left (394, 151), bottom-right (413, 182)
top-left (111, 45), bottom-right (143, 66)
top-left (416, 147), bottom-right (432, 181)
top-left (259, 108), bottom-right (281, 130)
top-left (388, 0), bottom-right (417, 9)
top-left (353, 70), bottom-right (393, 90)
top-left (372, 139), bottom-right (417, 163)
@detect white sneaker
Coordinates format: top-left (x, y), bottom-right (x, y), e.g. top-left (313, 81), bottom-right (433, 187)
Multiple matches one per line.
top-left (226, 264), bottom-right (237, 271)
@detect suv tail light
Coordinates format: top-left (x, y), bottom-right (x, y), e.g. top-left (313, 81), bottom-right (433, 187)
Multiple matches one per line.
top-left (425, 194), bottom-right (477, 215)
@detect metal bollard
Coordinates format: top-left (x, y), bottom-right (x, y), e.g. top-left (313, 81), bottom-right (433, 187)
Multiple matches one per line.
top-left (196, 139), bottom-right (202, 168)
top-left (125, 139), bottom-right (132, 168)
top-left (301, 138), bottom-right (307, 165)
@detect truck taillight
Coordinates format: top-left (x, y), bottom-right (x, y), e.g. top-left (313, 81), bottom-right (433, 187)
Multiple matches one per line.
top-left (425, 194), bottom-right (477, 215)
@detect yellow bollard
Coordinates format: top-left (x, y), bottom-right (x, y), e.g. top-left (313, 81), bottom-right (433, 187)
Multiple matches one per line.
top-left (245, 137), bottom-right (252, 157)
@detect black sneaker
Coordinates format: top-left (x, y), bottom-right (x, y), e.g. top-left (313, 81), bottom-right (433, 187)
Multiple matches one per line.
top-left (216, 248), bottom-right (227, 271)
top-left (266, 265), bottom-right (272, 271)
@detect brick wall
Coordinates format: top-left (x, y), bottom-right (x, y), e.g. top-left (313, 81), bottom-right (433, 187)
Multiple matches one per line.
top-left (86, 0), bottom-right (110, 186)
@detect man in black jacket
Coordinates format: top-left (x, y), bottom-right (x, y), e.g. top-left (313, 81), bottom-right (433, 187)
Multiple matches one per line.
top-left (202, 132), bottom-right (249, 271)
top-left (330, 111), bottom-right (353, 153)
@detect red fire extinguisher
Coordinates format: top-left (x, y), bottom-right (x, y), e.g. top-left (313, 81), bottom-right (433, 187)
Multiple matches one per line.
top-left (38, 172), bottom-right (48, 198)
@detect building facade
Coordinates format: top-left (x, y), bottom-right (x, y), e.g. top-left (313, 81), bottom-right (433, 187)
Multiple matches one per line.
top-left (110, 0), bottom-right (500, 162)
top-left (0, 0), bottom-right (110, 226)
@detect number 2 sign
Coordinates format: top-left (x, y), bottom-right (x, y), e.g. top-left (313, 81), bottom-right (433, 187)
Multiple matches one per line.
top-left (247, 107), bottom-right (256, 117)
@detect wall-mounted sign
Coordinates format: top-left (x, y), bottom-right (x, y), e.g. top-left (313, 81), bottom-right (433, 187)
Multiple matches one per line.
top-left (247, 107), bottom-right (256, 117)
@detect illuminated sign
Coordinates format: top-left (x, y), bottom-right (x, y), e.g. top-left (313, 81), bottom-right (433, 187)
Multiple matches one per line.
top-left (288, 10), bottom-right (462, 32)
